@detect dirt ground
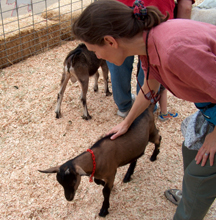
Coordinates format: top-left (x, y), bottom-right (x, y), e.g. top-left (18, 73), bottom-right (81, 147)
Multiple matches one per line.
top-left (1, 2), bottom-right (216, 219)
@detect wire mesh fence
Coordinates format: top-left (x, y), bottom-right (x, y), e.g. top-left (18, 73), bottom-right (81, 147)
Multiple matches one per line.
top-left (0, 0), bottom-right (94, 69)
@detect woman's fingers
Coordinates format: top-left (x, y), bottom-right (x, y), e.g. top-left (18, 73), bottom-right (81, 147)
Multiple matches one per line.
top-left (201, 152), bottom-right (209, 167)
top-left (110, 132), bottom-right (121, 140)
top-left (110, 126), bottom-right (128, 140)
top-left (195, 146), bottom-right (208, 166)
top-left (195, 147), bottom-right (215, 167)
top-left (199, 152), bottom-right (214, 167)
top-left (106, 128), bottom-right (116, 136)
top-left (195, 150), bottom-right (204, 165)
top-left (107, 121), bottom-right (129, 140)
top-left (195, 130), bottom-right (216, 166)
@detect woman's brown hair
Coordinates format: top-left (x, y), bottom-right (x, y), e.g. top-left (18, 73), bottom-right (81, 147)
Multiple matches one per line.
top-left (72, 0), bottom-right (169, 45)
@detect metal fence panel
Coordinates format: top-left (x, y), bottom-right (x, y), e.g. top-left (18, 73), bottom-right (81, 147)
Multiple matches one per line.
top-left (0, 0), bottom-right (94, 68)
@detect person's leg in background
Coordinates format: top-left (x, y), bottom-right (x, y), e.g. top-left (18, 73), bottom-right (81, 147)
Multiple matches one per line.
top-left (158, 87), bottom-right (178, 121)
top-left (107, 56), bottom-right (135, 118)
top-left (158, 89), bottom-right (168, 114)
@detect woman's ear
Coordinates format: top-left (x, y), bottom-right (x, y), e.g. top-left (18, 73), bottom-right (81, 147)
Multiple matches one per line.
top-left (104, 35), bottom-right (118, 48)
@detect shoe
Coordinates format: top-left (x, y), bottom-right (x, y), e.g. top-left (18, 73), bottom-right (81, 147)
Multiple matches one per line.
top-left (117, 109), bottom-right (130, 118)
top-left (164, 189), bottom-right (182, 206)
top-left (117, 94), bottom-right (135, 118)
top-left (158, 111), bottom-right (178, 121)
top-left (131, 93), bottom-right (135, 104)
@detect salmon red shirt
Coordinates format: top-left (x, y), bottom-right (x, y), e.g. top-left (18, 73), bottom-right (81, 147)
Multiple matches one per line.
top-left (140, 19), bottom-right (216, 103)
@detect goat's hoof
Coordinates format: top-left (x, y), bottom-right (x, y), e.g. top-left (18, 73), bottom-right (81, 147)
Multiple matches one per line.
top-left (99, 209), bottom-right (109, 217)
top-left (106, 91), bottom-right (112, 96)
top-left (150, 156), bottom-right (156, 161)
top-left (55, 112), bottom-right (61, 119)
top-left (123, 176), bottom-right (132, 183)
top-left (82, 115), bottom-right (92, 120)
top-left (94, 86), bottom-right (98, 92)
top-left (150, 149), bottom-right (160, 161)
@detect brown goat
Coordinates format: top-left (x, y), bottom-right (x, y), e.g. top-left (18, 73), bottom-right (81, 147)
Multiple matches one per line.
top-left (55, 43), bottom-right (112, 120)
top-left (39, 105), bottom-right (161, 217)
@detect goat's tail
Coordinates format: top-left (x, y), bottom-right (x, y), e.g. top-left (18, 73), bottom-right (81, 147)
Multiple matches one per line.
top-left (64, 44), bottom-right (86, 71)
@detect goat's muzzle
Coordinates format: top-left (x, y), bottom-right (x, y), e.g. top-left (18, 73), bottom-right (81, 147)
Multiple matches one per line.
top-left (64, 189), bottom-right (75, 201)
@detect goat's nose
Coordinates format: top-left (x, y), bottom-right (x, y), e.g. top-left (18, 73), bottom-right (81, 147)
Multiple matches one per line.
top-left (65, 190), bottom-right (75, 201)
top-left (65, 193), bottom-right (74, 201)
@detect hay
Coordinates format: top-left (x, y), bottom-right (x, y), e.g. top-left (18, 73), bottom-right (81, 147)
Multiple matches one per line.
top-left (0, 39), bottom-right (215, 219)
top-left (0, 15), bottom-right (61, 69)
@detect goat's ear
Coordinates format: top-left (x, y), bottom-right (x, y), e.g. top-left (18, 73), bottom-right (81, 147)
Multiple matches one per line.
top-left (75, 165), bottom-right (87, 176)
top-left (38, 166), bottom-right (60, 173)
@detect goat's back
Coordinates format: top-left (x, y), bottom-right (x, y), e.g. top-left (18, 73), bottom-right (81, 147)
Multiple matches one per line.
top-left (93, 106), bottom-right (158, 168)
top-left (64, 43), bottom-right (104, 76)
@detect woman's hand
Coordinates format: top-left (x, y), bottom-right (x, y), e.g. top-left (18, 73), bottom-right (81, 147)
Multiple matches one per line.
top-left (107, 78), bottom-right (160, 140)
top-left (195, 127), bottom-right (216, 166)
top-left (107, 120), bottom-right (130, 140)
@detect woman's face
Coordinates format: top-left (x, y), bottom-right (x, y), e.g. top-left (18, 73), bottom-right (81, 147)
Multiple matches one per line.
top-left (84, 39), bottom-right (126, 66)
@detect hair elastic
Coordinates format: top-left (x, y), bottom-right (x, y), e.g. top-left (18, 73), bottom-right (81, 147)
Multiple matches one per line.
top-left (133, 0), bottom-right (147, 20)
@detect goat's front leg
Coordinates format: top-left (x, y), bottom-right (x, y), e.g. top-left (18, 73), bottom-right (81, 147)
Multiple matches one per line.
top-left (101, 63), bottom-right (112, 96)
top-left (55, 72), bottom-right (70, 118)
top-left (79, 79), bottom-right (91, 120)
top-left (99, 175), bottom-right (115, 217)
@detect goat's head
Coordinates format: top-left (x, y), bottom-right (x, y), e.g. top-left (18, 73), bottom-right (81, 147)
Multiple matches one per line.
top-left (39, 163), bottom-right (87, 201)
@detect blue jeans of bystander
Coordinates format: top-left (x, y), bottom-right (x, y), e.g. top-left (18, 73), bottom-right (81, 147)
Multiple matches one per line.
top-left (107, 56), bottom-right (144, 112)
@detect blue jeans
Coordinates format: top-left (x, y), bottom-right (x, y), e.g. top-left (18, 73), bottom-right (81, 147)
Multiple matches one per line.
top-left (107, 56), bottom-right (144, 112)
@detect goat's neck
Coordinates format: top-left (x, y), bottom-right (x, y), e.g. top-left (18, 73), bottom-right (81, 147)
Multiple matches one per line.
top-left (73, 151), bottom-right (94, 175)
